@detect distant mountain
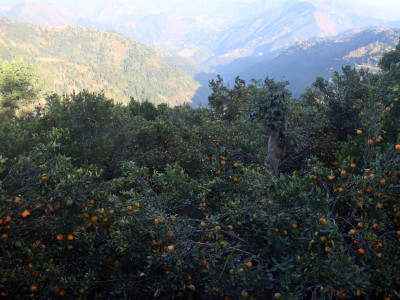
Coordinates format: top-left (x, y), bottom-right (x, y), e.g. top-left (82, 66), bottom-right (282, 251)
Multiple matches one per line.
top-left (2, 1), bottom-right (400, 105)
top-left (3, 2), bottom-right (78, 25)
top-left (237, 28), bottom-right (400, 96)
top-left (0, 18), bottom-right (200, 105)
top-left (1, 0), bottom-right (397, 65)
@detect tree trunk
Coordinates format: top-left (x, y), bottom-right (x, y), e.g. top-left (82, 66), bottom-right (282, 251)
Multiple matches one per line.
top-left (265, 130), bottom-right (283, 177)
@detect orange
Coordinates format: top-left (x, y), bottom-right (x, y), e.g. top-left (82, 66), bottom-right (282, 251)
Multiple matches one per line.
top-left (349, 229), bottom-right (356, 235)
top-left (358, 248), bottom-right (365, 255)
top-left (350, 163), bottom-right (356, 168)
top-left (56, 234), bottom-right (63, 241)
top-left (396, 144), bottom-right (400, 150)
top-left (41, 174), bottom-right (49, 181)
top-left (341, 170), bottom-right (346, 176)
top-left (319, 218), bottom-right (327, 225)
top-left (240, 291), bottom-right (249, 298)
top-left (245, 261), bottom-right (252, 269)
top-left (328, 176), bottom-right (334, 180)
top-left (29, 285), bottom-right (37, 293)
top-left (67, 235), bottom-right (74, 241)
top-left (21, 210), bottom-right (31, 218)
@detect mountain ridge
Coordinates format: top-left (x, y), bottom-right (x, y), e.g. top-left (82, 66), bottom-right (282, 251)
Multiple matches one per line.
top-left (0, 17), bottom-right (201, 105)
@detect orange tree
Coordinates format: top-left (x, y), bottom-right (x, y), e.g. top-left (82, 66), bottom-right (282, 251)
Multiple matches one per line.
top-left (1, 49), bottom-right (400, 299)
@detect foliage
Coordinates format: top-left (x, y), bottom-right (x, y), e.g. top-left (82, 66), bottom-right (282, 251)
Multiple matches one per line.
top-left (0, 60), bottom-right (42, 116)
top-left (1, 46), bottom-right (400, 299)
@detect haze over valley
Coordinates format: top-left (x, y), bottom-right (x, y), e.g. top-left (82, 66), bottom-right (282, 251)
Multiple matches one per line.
top-left (1, 0), bottom-right (400, 105)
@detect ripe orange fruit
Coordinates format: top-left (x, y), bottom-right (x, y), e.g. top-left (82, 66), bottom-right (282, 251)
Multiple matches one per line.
top-left (356, 130), bottom-right (362, 135)
top-left (368, 139), bottom-right (374, 145)
top-left (274, 293), bottom-right (282, 299)
top-left (377, 253), bottom-right (382, 258)
top-left (21, 210), bottom-right (31, 218)
top-left (349, 229), bottom-right (356, 235)
top-left (396, 144), bottom-right (400, 150)
top-left (328, 176), bottom-right (334, 180)
top-left (41, 174), bottom-right (49, 181)
top-left (67, 235), bottom-right (74, 241)
top-left (241, 290), bottom-right (249, 298)
top-left (167, 245), bottom-right (175, 252)
top-left (357, 222), bottom-right (363, 228)
top-left (127, 206), bottom-right (133, 211)
top-left (319, 218), bottom-right (327, 225)
top-left (29, 285), bottom-right (37, 293)
top-left (355, 290), bottom-right (361, 296)
top-left (324, 246), bottom-right (332, 253)
top-left (341, 170), bottom-right (346, 176)
top-left (245, 261), bottom-right (252, 269)
top-left (90, 216), bottom-right (98, 223)
top-left (379, 179), bottom-right (386, 184)
top-left (56, 234), bottom-right (63, 241)
top-left (358, 248), bottom-right (365, 255)
top-left (350, 163), bottom-right (356, 168)
top-left (134, 202), bottom-right (140, 208)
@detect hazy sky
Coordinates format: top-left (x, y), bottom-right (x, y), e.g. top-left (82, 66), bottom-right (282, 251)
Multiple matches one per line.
top-left (1, 0), bottom-right (400, 19)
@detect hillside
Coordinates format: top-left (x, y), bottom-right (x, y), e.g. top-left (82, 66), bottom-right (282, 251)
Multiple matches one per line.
top-left (1, 0), bottom-right (396, 66)
top-left (236, 28), bottom-right (400, 96)
top-left (0, 18), bottom-right (201, 105)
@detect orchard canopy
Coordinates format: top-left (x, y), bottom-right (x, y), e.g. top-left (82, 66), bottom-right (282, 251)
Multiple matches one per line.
top-left (0, 44), bottom-right (400, 299)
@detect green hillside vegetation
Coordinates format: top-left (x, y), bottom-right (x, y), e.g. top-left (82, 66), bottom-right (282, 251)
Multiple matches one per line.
top-left (240, 28), bottom-right (400, 96)
top-left (1, 31), bottom-right (400, 299)
top-left (0, 18), bottom-right (201, 105)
